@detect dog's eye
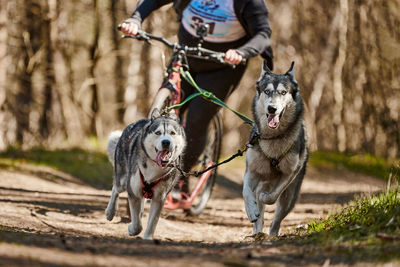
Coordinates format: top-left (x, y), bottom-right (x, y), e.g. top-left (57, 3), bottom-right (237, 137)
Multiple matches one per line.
top-left (280, 90), bottom-right (287, 95)
top-left (170, 131), bottom-right (176, 135)
top-left (265, 90), bottom-right (272, 96)
top-left (155, 131), bottom-right (162, 135)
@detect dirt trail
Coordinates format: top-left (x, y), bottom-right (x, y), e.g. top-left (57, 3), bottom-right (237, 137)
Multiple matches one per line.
top-left (0, 160), bottom-right (386, 266)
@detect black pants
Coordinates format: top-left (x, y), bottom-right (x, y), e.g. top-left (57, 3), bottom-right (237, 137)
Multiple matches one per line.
top-left (180, 63), bottom-right (247, 171)
top-left (177, 24), bottom-right (249, 171)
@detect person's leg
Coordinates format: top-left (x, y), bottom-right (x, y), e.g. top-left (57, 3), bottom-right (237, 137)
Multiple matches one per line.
top-left (182, 64), bottom-right (247, 171)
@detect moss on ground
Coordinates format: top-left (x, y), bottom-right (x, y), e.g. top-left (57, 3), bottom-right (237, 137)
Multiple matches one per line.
top-left (309, 150), bottom-right (399, 180)
top-left (291, 180), bottom-right (400, 262)
top-left (0, 147), bottom-right (113, 189)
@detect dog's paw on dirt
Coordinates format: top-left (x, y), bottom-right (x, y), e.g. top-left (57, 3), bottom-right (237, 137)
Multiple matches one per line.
top-left (243, 232), bottom-right (280, 243)
top-left (243, 232), bottom-right (268, 242)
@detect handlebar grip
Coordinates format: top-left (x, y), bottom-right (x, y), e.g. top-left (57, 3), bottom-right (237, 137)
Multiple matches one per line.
top-left (117, 24), bottom-right (148, 41)
top-left (218, 53), bottom-right (247, 68)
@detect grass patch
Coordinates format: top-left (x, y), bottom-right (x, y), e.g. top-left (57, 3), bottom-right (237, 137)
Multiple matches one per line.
top-left (309, 151), bottom-right (399, 179)
top-left (0, 147), bottom-right (113, 189)
top-left (307, 190), bottom-right (400, 238)
top-left (294, 168), bottom-right (400, 262)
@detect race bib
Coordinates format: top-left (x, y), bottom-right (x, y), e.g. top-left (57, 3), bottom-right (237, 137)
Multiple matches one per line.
top-left (181, 0), bottom-right (246, 43)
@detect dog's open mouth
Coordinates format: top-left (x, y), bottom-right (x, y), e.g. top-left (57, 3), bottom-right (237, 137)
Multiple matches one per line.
top-left (267, 109), bottom-right (285, 129)
top-left (156, 149), bottom-right (172, 168)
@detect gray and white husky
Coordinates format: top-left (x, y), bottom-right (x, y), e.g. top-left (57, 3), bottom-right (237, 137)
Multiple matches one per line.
top-left (105, 109), bottom-right (186, 240)
top-left (243, 61), bottom-right (308, 237)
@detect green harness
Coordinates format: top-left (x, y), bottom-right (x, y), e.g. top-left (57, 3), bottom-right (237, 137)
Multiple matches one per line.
top-left (164, 67), bottom-right (254, 126)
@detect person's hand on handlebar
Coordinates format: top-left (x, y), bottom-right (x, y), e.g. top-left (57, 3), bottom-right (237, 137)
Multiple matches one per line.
top-left (120, 20), bottom-right (139, 36)
top-left (224, 49), bottom-right (243, 65)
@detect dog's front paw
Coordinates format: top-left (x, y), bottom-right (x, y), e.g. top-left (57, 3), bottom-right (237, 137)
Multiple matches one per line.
top-left (128, 223), bottom-right (142, 236)
top-left (246, 203), bottom-right (260, 223)
top-left (105, 207), bottom-right (116, 221)
top-left (259, 192), bottom-right (275, 205)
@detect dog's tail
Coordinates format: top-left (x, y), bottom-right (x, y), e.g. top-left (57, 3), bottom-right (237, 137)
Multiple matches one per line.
top-left (107, 130), bottom-right (122, 166)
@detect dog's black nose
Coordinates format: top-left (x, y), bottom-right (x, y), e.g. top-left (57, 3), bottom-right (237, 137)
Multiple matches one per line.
top-left (161, 139), bottom-right (170, 149)
top-left (268, 105), bottom-right (277, 114)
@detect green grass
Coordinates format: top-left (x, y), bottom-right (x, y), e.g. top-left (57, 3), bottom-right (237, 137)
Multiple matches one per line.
top-left (0, 147), bottom-right (113, 189)
top-left (307, 190), bottom-right (400, 238)
top-left (287, 154), bottom-right (400, 262)
top-left (309, 151), bottom-right (399, 179)
top-left (296, 189), bottom-right (400, 262)
top-left (294, 165), bottom-right (400, 262)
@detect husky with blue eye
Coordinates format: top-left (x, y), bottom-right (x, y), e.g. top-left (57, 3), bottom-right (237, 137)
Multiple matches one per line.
top-left (105, 109), bottom-right (186, 240)
top-left (243, 61), bottom-right (308, 237)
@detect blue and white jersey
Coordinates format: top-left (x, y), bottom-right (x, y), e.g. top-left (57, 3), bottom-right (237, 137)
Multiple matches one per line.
top-left (181, 0), bottom-right (246, 43)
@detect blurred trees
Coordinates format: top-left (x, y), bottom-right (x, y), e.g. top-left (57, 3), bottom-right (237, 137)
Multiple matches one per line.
top-left (227, 0), bottom-right (400, 159)
top-left (0, 0), bottom-right (399, 158)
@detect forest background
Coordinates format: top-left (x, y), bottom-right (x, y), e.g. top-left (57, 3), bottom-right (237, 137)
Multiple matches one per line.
top-left (0, 0), bottom-right (399, 159)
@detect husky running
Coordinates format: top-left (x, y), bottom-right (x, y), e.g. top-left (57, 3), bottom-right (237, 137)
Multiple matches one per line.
top-left (243, 61), bottom-right (308, 236)
top-left (105, 110), bottom-right (186, 240)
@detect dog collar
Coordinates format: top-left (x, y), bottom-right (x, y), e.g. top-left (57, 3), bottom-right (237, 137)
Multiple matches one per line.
top-left (259, 133), bottom-right (286, 141)
top-left (138, 168), bottom-right (173, 199)
top-left (249, 128), bottom-right (285, 146)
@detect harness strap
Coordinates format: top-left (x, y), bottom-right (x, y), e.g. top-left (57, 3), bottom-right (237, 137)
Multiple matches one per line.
top-left (139, 169), bottom-right (166, 199)
top-left (267, 143), bottom-right (293, 172)
top-left (251, 128), bottom-right (294, 172)
top-left (174, 146), bottom-right (249, 178)
top-left (167, 92), bottom-right (202, 110)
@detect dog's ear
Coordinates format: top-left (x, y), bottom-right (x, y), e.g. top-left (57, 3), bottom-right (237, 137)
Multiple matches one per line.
top-left (259, 60), bottom-right (272, 79)
top-left (150, 108), bottom-right (160, 121)
top-left (256, 60), bottom-right (272, 93)
top-left (168, 112), bottom-right (180, 123)
top-left (262, 59), bottom-right (272, 73)
top-left (285, 61), bottom-right (298, 89)
top-left (255, 80), bottom-right (262, 93)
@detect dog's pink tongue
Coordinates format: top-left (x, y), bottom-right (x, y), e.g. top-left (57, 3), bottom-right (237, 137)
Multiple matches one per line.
top-left (156, 151), bottom-right (170, 168)
top-left (268, 114), bottom-right (280, 129)
top-left (162, 151), bottom-right (170, 161)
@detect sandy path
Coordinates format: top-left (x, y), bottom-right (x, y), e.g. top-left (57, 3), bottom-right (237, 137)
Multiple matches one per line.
top-left (0, 160), bottom-right (386, 266)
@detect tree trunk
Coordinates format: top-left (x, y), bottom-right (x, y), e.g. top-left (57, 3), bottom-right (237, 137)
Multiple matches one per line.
top-left (39, 0), bottom-right (54, 139)
top-left (111, 0), bottom-right (126, 123)
top-left (54, 1), bottom-right (85, 143)
top-left (89, 0), bottom-right (100, 136)
top-left (6, 0), bottom-right (41, 144)
top-left (332, 0), bottom-right (348, 152)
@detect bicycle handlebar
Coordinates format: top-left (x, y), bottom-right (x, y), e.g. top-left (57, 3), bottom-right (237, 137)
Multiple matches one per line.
top-left (118, 25), bottom-right (245, 67)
